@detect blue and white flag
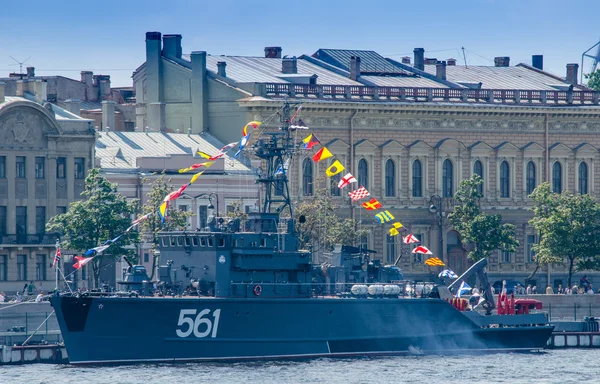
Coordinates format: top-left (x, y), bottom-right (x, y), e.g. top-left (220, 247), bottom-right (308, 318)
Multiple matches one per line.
top-left (457, 281), bottom-right (471, 298)
top-left (84, 244), bottom-right (111, 257)
top-left (234, 132), bottom-right (251, 159)
top-left (438, 269), bottom-right (458, 279)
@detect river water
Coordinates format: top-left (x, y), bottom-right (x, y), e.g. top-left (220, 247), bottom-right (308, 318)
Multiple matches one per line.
top-left (1, 349), bottom-right (598, 384)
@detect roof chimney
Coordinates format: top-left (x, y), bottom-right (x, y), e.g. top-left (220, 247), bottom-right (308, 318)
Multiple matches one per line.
top-left (532, 55), bottom-right (543, 70)
top-left (436, 61), bottom-right (447, 81)
top-left (265, 46), bottom-right (282, 58)
top-left (566, 63), bottom-right (579, 85)
top-left (0, 82), bottom-right (5, 103)
top-left (413, 48), bottom-right (424, 71)
top-left (282, 56), bottom-right (297, 74)
top-left (401, 56), bottom-right (411, 64)
top-left (217, 61), bottom-right (227, 77)
top-left (447, 58), bottom-right (457, 66)
top-left (162, 34), bottom-right (183, 59)
top-left (350, 56), bottom-right (361, 81)
top-left (26, 67), bottom-right (35, 78)
top-left (494, 56), bottom-right (510, 67)
top-left (424, 58), bottom-right (437, 65)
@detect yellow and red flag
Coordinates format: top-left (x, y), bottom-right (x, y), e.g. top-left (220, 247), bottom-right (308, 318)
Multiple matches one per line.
top-left (424, 256), bottom-right (445, 266)
top-left (242, 121), bottom-right (262, 136)
top-left (362, 198), bottom-right (382, 210)
top-left (312, 147), bottom-right (333, 163)
top-left (178, 161), bottom-right (214, 173)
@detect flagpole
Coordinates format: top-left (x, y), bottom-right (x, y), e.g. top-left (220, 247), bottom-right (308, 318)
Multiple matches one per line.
top-left (54, 239), bottom-right (59, 292)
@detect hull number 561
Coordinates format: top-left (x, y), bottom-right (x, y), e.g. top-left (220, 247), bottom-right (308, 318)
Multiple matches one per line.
top-left (176, 309), bottom-right (221, 338)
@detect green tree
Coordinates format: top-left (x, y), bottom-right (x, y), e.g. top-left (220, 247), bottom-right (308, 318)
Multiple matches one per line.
top-left (46, 168), bottom-right (139, 288)
top-left (585, 69), bottom-right (600, 91)
top-left (448, 175), bottom-right (519, 262)
top-left (529, 183), bottom-right (600, 288)
top-left (295, 188), bottom-right (368, 253)
top-left (138, 174), bottom-right (193, 280)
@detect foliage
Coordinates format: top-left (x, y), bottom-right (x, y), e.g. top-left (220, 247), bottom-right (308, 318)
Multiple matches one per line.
top-left (529, 183), bottom-right (600, 287)
top-left (46, 168), bottom-right (140, 287)
top-left (226, 201), bottom-right (249, 221)
top-left (138, 174), bottom-right (193, 280)
top-left (294, 188), bottom-right (368, 252)
top-left (585, 69), bottom-right (600, 91)
top-left (448, 175), bottom-right (518, 262)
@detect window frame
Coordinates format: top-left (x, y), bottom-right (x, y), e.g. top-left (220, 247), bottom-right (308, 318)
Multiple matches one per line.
top-left (500, 161), bottom-right (510, 198)
top-left (473, 160), bottom-right (484, 195)
top-left (35, 157), bottom-right (45, 179)
top-left (442, 159), bottom-right (453, 197)
top-left (526, 161), bottom-right (536, 195)
top-left (552, 161), bottom-right (562, 194)
top-left (385, 159), bottom-right (396, 197)
top-left (302, 158), bottom-right (313, 196)
top-left (412, 160), bottom-right (422, 198)
top-left (358, 158), bottom-right (369, 190)
top-left (578, 161), bottom-right (588, 195)
top-left (15, 156), bottom-right (26, 178)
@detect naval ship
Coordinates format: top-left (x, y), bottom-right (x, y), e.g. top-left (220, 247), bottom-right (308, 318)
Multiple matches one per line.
top-left (50, 103), bottom-right (553, 364)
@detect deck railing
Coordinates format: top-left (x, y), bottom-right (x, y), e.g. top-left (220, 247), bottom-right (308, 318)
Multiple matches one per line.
top-left (259, 83), bottom-right (600, 106)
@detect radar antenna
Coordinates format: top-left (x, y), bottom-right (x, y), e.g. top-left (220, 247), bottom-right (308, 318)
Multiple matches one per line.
top-left (9, 56), bottom-right (31, 75)
top-left (253, 100), bottom-right (300, 217)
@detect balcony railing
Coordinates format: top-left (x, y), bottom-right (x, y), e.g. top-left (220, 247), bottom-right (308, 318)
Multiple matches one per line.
top-left (0, 233), bottom-right (60, 246)
top-left (259, 83), bottom-right (600, 106)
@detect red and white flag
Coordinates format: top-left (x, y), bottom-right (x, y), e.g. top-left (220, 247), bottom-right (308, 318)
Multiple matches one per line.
top-left (412, 245), bottom-right (433, 255)
top-left (73, 256), bottom-right (94, 270)
top-left (348, 186), bottom-right (370, 202)
top-left (337, 173), bottom-right (357, 189)
top-left (52, 247), bottom-right (61, 268)
top-left (403, 233), bottom-right (420, 244)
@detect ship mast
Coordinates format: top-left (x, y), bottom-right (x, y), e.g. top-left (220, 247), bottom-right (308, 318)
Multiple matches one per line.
top-left (254, 101), bottom-right (298, 217)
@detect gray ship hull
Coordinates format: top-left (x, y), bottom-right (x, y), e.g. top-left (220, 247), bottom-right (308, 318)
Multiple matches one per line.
top-left (51, 295), bottom-right (553, 364)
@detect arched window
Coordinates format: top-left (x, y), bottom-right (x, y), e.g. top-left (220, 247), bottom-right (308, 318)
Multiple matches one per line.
top-left (358, 159), bottom-right (368, 190)
top-left (526, 161), bottom-right (536, 195)
top-left (302, 158), bottom-right (313, 196)
top-left (442, 159), bottom-right (453, 197)
top-left (500, 161), bottom-right (510, 198)
top-left (412, 160), bottom-right (422, 197)
top-left (385, 159), bottom-right (395, 197)
top-left (552, 162), bottom-right (562, 193)
top-left (330, 173), bottom-right (341, 196)
top-left (473, 160), bottom-right (484, 195)
top-left (579, 162), bottom-right (588, 195)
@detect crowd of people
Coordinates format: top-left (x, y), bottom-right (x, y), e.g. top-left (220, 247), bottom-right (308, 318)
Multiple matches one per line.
top-left (511, 275), bottom-right (597, 295)
top-left (0, 281), bottom-right (47, 304)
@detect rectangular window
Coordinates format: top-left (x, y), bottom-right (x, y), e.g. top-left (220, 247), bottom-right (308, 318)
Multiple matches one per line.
top-left (359, 234), bottom-right (369, 252)
top-left (527, 235), bottom-right (537, 263)
top-left (57, 206), bottom-right (67, 215)
top-left (386, 235), bottom-right (396, 264)
top-left (198, 205), bottom-right (208, 229)
top-left (0, 206), bottom-right (6, 236)
top-left (144, 253), bottom-right (150, 263)
top-left (17, 254), bottom-right (27, 281)
top-left (36, 254), bottom-right (46, 281)
top-left (16, 206), bottom-right (27, 242)
top-left (81, 263), bottom-right (87, 280)
top-left (0, 255), bottom-right (7, 281)
top-left (16, 156), bottom-right (26, 178)
top-left (412, 234), bottom-right (423, 262)
top-left (0, 156), bottom-right (6, 178)
top-left (36, 206), bottom-right (46, 235)
top-left (74, 157), bottom-right (85, 179)
top-left (56, 157), bottom-right (66, 179)
top-left (501, 250), bottom-right (512, 263)
top-left (35, 157), bottom-right (45, 179)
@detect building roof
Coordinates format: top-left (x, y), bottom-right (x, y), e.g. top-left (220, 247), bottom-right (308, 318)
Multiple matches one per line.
top-left (180, 55), bottom-right (363, 86)
top-left (313, 49), bottom-right (410, 75)
top-left (421, 64), bottom-right (580, 91)
top-left (95, 131), bottom-right (252, 173)
top-left (0, 95), bottom-right (90, 121)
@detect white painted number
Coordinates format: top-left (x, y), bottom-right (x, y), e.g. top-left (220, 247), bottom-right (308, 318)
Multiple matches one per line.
top-left (176, 309), bottom-right (221, 338)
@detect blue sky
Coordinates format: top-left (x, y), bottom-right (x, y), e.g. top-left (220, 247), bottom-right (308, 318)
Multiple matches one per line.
top-left (1, 0), bottom-right (598, 87)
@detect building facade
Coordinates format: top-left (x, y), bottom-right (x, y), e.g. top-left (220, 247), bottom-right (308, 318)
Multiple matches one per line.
top-left (133, 31), bottom-right (600, 289)
top-left (0, 82), bottom-right (95, 294)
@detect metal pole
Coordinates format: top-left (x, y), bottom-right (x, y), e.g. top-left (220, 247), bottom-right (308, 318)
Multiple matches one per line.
top-left (54, 239), bottom-right (59, 291)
